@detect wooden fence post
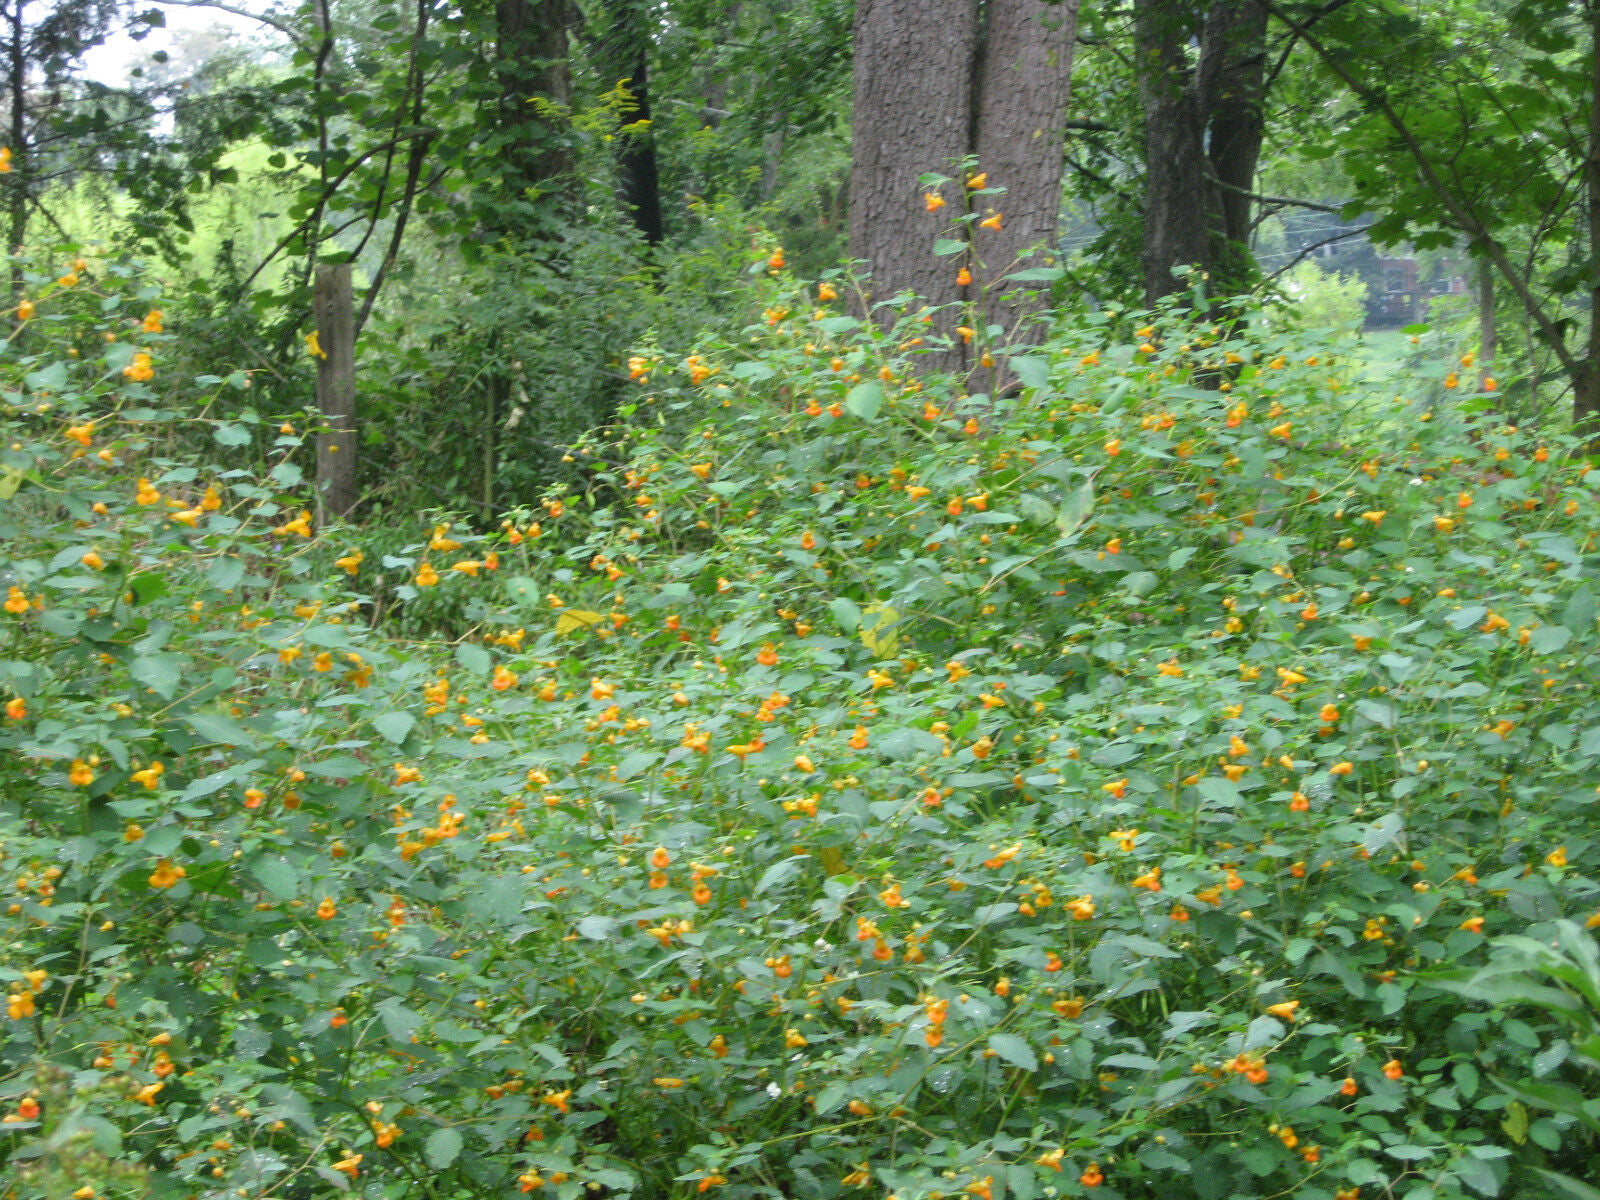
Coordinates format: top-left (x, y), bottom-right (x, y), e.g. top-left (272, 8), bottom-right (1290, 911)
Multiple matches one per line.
top-left (314, 263), bottom-right (358, 520)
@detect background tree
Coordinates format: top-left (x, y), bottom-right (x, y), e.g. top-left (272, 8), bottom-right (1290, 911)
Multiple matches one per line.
top-left (1133, 0), bottom-right (1268, 303)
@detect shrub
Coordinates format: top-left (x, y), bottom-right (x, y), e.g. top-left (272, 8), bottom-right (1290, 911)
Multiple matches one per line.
top-left (1, 252), bottom-right (1596, 1200)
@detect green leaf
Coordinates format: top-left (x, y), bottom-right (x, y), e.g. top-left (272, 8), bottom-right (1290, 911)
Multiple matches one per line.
top-left (932, 238), bottom-right (967, 257)
top-left (373, 711), bottom-right (416, 745)
top-left (829, 597), bottom-right (862, 634)
top-left (131, 653), bottom-right (186, 700)
top-left (987, 1033), bottom-right (1037, 1071)
top-left (207, 556), bottom-right (246, 590)
top-left (455, 642), bottom-right (492, 674)
top-left (1057, 479), bottom-right (1096, 535)
top-left (185, 711), bottom-right (252, 746)
top-left (424, 1127), bottom-right (463, 1170)
top-left (1530, 1169), bottom-right (1600, 1200)
top-left (251, 856), bottom-right (299, 900)
top-left (844, 381), bottom-right (883, 420)
top-left (1007, 355), bottom-right (1050, 391)
top-left (576, 915), bottom-right (617, 940)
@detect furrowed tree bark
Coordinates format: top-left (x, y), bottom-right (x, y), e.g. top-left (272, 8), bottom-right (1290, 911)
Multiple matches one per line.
top-left (314, 264), bottom-right (358, 520)
top-left (7, 0), bottom-right (26, 299)
top-left (493, 0), bottom-right (573, 231)
top-left (1203, 0), bottom-right (1267, 286)
top-left (849, 0), bottom-right (979, 324)
top-left (972, 0), bottom-right (1081, 340)
top-left (1581, 0), bottom-right (1600, 436)
top-left (1134, 0), bottom-right (1216, 304)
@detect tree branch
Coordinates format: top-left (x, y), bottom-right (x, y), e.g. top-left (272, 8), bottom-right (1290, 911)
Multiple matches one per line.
top-left (150, 0), bottom-right (307, 47)
top-left (1263, 223), bottom-right (1372, 280)
top-left (1264, 0), bottom-right (1581, 385)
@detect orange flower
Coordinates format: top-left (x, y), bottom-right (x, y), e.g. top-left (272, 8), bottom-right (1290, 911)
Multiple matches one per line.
top-left (978, 212), bottom-right (1002, 231)
top-left (1382, 1058), bottom-right (1403, 1080)
top-left (1080, 1163), bottom-right (1104, 1188)
top-left (956, 267), bottom-right (973, 287)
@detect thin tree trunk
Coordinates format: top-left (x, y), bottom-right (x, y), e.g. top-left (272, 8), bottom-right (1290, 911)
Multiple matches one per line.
top-left (617, 46), bottom-right (663, 243)
top-left (1478, 258), bottom-right (1495, 368)
top-left (314, 264), bottom-right (358, 520)
top-left (972, 0), bottom-right (1080, 340)
top-left (849, 0), bottom-right (980, 322)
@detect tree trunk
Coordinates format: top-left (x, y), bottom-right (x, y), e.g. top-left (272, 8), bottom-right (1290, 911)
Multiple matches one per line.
top-left (7, 0), bottom-right (26, 299)
top-left (1477, 259), bottom-right (1495, 368)
top-left (596, 0), bottom-right (663, 244)
top-left (617, 47), bottom-right (663, 244)
top-left (1583, 0), bottom-right (1600, 439)
top-left (1134, 0), bottom-right (1216, 304)
top-left (972, 0), bottom-right (1080, 340)
top-left (314, 264), bottom-right (359, 520)
top-left (493, 0), bottom-right (573, 231)
top-left (1202, 0), bottom-right (1267, 291)
top-left (849, 0), bottom-right (980, 321)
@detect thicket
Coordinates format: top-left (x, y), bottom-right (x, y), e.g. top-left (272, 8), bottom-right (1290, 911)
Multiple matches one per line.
top-left (2, 246), bottom-right (1600, 1200)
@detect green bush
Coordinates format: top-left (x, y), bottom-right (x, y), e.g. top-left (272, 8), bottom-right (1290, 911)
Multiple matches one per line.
top-left (2, 251), bottom-right (1597, 1200)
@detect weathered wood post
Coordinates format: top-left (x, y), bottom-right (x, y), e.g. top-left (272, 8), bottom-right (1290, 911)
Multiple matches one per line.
top-left (313, 263), bottom-right (358, 520)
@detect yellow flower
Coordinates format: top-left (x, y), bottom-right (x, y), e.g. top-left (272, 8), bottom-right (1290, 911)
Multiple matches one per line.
top-left (966, 172), bottom-right (987, 189)
top-left (122, 351), bottom-right (153, 382)
top-left (415, 562), bottom-right (440, 587)
top-left (147, 859), bottom-right (185, 889)
top-left (130, 762), bottom-right (165, 789)
top-left (274, 510), bottom-right (312, 537)
top-left (924, 191), bottom-right (945, 211)
top-left (142, 309), bottom-right (163, 333)
top-left (305, 330), bottom-right (328, 360)
top-left (1546, 846), bottom-right (1568, 868)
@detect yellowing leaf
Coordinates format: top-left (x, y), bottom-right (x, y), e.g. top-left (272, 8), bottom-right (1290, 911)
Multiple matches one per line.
top-left (817, 846), bottom-right (849, 876)
top-left (554, 609), bottom-right (604, 636)
top-left (859, 604), bottom-right (899, 657)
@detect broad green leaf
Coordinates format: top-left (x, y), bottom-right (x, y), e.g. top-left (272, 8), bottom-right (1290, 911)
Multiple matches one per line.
top-left (845, 381), bottom-right (883, 420)
top-left (987, 1033), bottom-right (1037, 1071)
top-left (424, 1127), bottom-right (463, 1170)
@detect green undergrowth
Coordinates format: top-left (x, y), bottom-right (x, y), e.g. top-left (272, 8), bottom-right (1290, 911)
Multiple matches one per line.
top-left (2, 254), bottom-right (1599, 1200)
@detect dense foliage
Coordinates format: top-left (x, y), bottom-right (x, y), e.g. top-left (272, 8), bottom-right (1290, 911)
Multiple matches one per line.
top-left (3, 249), bottom-right (1599, 1200)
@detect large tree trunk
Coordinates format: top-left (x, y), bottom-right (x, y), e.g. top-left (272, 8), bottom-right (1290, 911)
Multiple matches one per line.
top-left (493, 0), bottom-right (573, 231)
top-left (1134, 0), bottom-right (1216, 304)
top-left (1135, 0), bottom-right (1268, 306)
top-left (7, 0), bottom-right (26, 299)
top-left (1202, 0), bottom-right (1267, 291)
top-left (1583, 0), bottom-right (1600, 439)
top-left (849, 0), bottom-right (980, 321)
top-left (972, 0), bottom-right (1080, 340)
